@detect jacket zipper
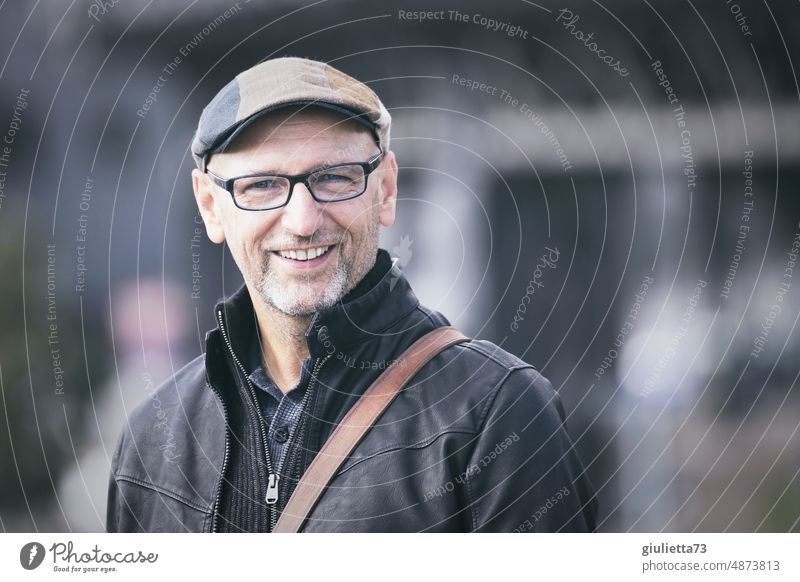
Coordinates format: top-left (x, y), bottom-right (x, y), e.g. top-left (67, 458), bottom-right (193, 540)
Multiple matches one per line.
top-left (215, 308), bottom-right (278, 530)
top-left (207, 379), bottom-right (231, 533)
top-left (274, 353), bottom-right (331, 530)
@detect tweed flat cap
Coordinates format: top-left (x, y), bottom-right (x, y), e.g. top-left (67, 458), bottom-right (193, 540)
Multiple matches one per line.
top-left (191, 56), bottom-right (391, 171)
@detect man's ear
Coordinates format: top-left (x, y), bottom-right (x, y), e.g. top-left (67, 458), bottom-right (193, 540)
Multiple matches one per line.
top-left (192, 168), bottom-right (225, 244)
top-left (377, 150), bottom-right (398, 228)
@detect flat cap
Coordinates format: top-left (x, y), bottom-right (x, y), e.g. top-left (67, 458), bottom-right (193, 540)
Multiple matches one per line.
top-left (191, 56), bottom-right (391, 171)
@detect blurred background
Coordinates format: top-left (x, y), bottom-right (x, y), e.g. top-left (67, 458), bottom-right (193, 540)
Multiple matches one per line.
top-left (0, 0), bottom-right (798, 532)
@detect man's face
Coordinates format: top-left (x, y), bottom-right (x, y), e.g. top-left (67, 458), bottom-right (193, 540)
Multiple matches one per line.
top-left (192, 108), bottom-right (398, 316)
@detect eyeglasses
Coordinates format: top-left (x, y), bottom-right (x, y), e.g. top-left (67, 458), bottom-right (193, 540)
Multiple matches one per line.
top-left (205, 151), bottom-right (385, 211)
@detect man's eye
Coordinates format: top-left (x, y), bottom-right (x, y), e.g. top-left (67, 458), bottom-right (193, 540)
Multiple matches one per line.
top-left (247, 178), bottom-right (281, 190)
top-left (317, 172), bottom-right (355, 183)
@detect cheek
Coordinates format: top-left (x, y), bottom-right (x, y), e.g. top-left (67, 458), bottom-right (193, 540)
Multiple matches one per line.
top-left (334, 196), bottom-right (377, 235)
top-left (221, 214), bottom-right (274, 266)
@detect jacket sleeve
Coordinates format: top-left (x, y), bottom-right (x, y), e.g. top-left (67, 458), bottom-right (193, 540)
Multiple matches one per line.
top-left (106, 426), bottom-right (139, 533)
top-left (463, 367), bottom-right (598, 532)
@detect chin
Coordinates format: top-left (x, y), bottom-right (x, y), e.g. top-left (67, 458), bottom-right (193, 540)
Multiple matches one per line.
top-left (260, 280), bottom-right (345, 317)
top-left (254, 248), bottom-right (355, 315)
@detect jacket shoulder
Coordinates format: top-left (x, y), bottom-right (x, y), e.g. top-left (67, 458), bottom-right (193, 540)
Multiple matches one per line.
top-left (389, 335), bottom-right (551, 437)
top-left (443, 337), bottom-right (549, 390)
top-left (461, 338), bottom-right (537, 372)
top-left (457, 338), bottom-right (554, 413)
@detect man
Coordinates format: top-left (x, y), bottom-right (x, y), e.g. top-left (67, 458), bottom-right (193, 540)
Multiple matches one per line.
top-left (107, 56), bottom-right (597, 532)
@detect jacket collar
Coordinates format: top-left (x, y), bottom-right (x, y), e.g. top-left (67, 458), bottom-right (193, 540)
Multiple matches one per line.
top-left (206, 248), bottom-right (421, 369)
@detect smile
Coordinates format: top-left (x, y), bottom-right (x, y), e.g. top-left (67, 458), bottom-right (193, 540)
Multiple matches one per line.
top-left (271, 244), bottom-right (336, 268)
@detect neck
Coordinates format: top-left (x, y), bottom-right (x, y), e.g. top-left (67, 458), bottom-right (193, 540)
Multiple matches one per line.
top-left (252, 297), bottom-right (313, 395)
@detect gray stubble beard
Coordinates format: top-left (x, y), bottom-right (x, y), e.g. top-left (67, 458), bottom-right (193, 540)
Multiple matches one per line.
top-left (255, 213), bottom-right (379, 317)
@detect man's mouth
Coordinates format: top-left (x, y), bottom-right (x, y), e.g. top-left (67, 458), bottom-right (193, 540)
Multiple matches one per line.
top-left (271, 244), bottom-right (336, 264)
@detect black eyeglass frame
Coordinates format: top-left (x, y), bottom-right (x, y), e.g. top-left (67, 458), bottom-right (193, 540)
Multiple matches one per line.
top-left (205, 150), bottom-right (385, 211)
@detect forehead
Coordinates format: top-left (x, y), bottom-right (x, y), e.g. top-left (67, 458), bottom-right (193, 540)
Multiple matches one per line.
top-left (208, 106), bottom-right (375, 173)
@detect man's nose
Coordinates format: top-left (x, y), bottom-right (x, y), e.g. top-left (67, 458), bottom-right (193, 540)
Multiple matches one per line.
top-left (279, 182), bottom-right (325, 237)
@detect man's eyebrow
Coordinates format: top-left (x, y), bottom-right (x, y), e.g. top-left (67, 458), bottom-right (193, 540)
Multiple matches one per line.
top-left (239, 160), bottom-right (331, 175)
top-left (240, 152), bottom-right (379, 175)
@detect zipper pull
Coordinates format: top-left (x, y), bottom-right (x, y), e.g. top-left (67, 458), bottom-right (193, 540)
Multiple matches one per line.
top-left (266, 473), bottom-right (280, 505)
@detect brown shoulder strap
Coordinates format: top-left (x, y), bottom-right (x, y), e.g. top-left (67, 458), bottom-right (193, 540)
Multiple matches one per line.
top-left (272, 325), bottom-right (470, 533)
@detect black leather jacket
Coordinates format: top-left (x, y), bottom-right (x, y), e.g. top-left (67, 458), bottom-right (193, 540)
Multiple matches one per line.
top-left (107, 249), bottom-right (597, 532)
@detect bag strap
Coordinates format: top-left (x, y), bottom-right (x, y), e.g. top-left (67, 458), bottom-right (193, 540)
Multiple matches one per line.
top-left (272, 325), bottom-right (470, 533)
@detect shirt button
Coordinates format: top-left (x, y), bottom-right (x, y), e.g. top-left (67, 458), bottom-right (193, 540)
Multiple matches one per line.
top-left (274, 426), bottom-right (289, 443)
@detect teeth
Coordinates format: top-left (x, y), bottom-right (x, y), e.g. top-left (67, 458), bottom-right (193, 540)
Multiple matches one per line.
top-left (279, 246), bottom-right (329, 261)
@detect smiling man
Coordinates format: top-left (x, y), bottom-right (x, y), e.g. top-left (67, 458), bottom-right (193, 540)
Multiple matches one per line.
top-left (107, 56), bottom-right (598, 533)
